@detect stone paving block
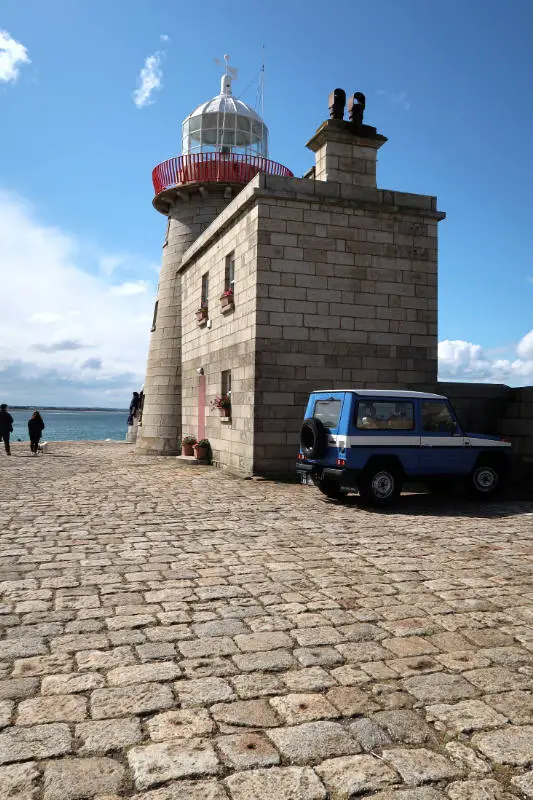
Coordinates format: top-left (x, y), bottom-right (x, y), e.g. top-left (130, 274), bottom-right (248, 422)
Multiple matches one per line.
top-left (234, 631), bottom-right (293, 652)
top-left (76, 717), bottom-right (142, 754)
top-left (43, 756), bottom-right (125, 800)
top-left (217, 732), bottom-right (280, 769)
top-left (147, 709), bottom-right (215, 740)
top-left (403, 672), bottom-right (478, 702)
top-left (373, 710), bottom-right (437, 745)
top-left (472, 725), bottom-right (533, 765)
top-left (294, 646), bottom-right (344, 667)
top-left (326, 686), bottom-right (379, 716)
top-left (371, 789), bottom-right (446, 800)
top-left (349, 718), bottom-right (392, 751)
top-left (0, 638), bottom-right (46, 660)
top-left (75, 647), bottom-right (135, 671)
top-left (444, 742), bottom-right (491, 775)
top-left (193, 619), bottom-right (250, 638)
top-left (316, 754), bottom-right (400, 798)
top-left (106, 661), bottom-right (181, 686)
top-left (0, 761), bottom-right (40, 800)
top-left (0, 678), bottom-right (39, 700)
top-left (463, 667), bottom-right (531, 693)
top-left (41, 672), bottom-right (105, 695)
top-left (426, 700), bottom-right (507, 733)
top-left (0, 723), bottom-right (71, 764)
top-left (383, 747), bottom-right (463, 786)
top-left (337, 642), bottom-right (390, 663)
top-left (511, 772), bottom-right (533, 798)
top-left (386, 656), bottom-right (443, 677)
top-left (145, 624), bottom-right (192, 642)
top-left (435, 652), bottom-right (491, 672)
top-left (12, 653), bottom-right (73, 677)
top-left (136, 642), bottom-right (176, 661)
top-left (179, 637), bottom-right (238, 659)
top-left (337, 623), bottom-right (386, 641)
top-left (17, 694), bottom-right (87, 724)
top-left (282, 666), bottom-right (337, 692)
top-left (90, 683), bottom-right (174, 719)
top-left (182, 657), bottom-right (237, 678)
top-left (232, 649), bottom-right (295, 672)
top-left (211, 698), bottom-right (280, 729)
top-left (0, 700), bottom-right (13, 729)
top-left (293, 626), bottom-right (343, 646)
top-left (446, 779), bottom-right (514, 800)
top-left (224, 766), bottom-right (326, 800)
top-left (176, 676), bottom-right (235, 707)
top-left (485, 690), bottom-right (533, 724)
top-left (330, 665), bottom-right (368, 686)
top-left (267, 721), bottom-right (361, 764)
top-left (130, 779), bottom-right (229, 800)
top-left (50, 633), bottom-right (109, 653)
top-left (383, 637), bottom-right (439, 657)
top-left (270, 692), bottom-right (340, 724)
top-left (127, 739), bottom-right (219, 790)
top-left (230, 672), bottom-right (283, 699)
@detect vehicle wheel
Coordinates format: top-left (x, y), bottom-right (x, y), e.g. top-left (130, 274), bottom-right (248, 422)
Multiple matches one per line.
top-left (468, 460), bottom-right (506, 499)
top-left (315, 477), bottom-right (347, 500)
top-left (359, 465), bottom-right (402, 508)
top-left (300, 417), bottom-right (328, 459)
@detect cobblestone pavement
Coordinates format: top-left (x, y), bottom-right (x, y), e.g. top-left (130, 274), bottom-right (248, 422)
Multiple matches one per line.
top-left (1, 441), bottom-right (533, 800)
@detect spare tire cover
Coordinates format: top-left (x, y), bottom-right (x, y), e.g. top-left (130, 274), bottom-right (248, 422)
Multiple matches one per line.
top-left (300, 417), bottom-right (328, 459)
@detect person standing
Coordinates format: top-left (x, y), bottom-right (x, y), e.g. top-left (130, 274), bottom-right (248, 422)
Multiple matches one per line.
top-left (0, 403), bottom-right (13, 455)
top-left (28, 411), bottom-right (45, 455)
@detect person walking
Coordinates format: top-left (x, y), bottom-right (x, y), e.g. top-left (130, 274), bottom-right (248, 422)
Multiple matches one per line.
top-left (28, 411), bottom-right (45, 455)
top-left (0, 403), bottom-right (13, 455)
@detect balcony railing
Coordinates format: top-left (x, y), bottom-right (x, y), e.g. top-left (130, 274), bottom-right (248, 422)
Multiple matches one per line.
top-left (152, 153), bottom-right (293, 195)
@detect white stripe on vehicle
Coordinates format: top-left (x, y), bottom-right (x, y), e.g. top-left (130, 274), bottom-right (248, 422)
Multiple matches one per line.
top-left (328, 434), bottom-right (510, 448)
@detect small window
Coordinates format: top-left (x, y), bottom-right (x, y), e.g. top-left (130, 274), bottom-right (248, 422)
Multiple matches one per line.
top-left (221, 369), bottom-right (231, 398)
top-left (225, 252), bottom-right (235, 293)
top-left (421, 401), bottom-right (457, 434)
top-left (314, 399), bottom-right (342, 429)
top-left (355, 401), bottom-right (414, 431)
top-left (151, 301), bottom-right (158, 332)
top-left (201, 272), bottom-right (209, 308)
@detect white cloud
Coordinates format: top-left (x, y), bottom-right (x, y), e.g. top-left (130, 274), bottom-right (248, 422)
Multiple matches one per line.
top-left (160, 34), bottom-right (169, 42)
top-left (0, 29), bottom-right (30, 83)
top-left (439, 336), bottom-right (533, 385)
top-left (109, 280), bottom-right (149, 296)
top-left (133, 51), bottom-right (163, 108)
top-left (0, 190), bottom-right (156, 406)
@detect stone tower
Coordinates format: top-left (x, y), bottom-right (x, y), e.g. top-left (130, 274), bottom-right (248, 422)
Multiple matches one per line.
top-left (136, 62), bottom-right (293, 455)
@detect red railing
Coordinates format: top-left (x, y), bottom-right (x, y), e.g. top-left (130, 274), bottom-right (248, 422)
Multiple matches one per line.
top-left (152, 153), bottom-right (293, 195)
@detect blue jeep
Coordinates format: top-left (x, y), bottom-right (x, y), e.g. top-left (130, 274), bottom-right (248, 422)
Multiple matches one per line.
top-left (296, 390), bottom-right (511, 507)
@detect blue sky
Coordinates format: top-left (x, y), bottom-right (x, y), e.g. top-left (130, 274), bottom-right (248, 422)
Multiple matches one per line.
top-left (1, 0), bottom-right (532, 405)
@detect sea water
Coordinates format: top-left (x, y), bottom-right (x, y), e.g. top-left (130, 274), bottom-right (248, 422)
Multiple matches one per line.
top-left (8, 409), bottom-right (128, 443)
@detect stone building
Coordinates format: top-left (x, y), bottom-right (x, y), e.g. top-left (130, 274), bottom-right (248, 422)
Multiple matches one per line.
top-left (137, 73), bottom-right (446, 475)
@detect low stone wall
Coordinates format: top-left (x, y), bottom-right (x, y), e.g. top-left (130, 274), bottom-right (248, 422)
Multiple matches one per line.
top-left (438, 381), bottom-right (533, 470)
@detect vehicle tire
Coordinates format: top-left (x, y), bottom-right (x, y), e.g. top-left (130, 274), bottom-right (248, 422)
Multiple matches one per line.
top-left (358, 463), bottom-right (402, 508)
top-left (468, 459), bottom-right (506, 500)
top-left (315, 476), bottom-right (347, 500)
top-left (300, 417), bottom-right (328, 459)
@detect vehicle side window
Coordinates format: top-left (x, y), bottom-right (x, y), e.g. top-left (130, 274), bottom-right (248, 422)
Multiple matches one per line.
top-left (355, 401), bottom-right (414, 431)
top-left (314, 399), bottom-right (342, 429)
top-left (421, 401), bottom-right (457, 434)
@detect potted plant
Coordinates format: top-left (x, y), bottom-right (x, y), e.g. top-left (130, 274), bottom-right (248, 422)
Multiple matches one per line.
top-left (194, 438), bottom-right (210, 461)
top-left (196, 301), bottom-right (208, 324)
top-left (220, 288), bottom-right (234, 311)
top-left (182, 435), bottom-right (197, 456)
top-left (211, 395), bottom-right (231, 417)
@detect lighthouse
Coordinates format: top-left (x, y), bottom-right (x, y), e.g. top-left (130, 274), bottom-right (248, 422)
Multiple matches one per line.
top-left (136, 59), bottom-right (293, 456)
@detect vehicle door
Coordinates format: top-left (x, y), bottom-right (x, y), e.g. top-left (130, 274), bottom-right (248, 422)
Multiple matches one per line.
top-left (347, 398), bottom-right (420, 474)
top-left (419, 400), bottom-right (473, 475)
top-left (310, 393), bottom-right (345, 466)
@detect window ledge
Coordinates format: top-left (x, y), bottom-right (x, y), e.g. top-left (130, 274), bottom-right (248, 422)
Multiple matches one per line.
top-left (220, 417), bottom-right (232, 424)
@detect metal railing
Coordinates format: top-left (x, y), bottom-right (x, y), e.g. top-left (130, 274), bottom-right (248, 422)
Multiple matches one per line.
top-left (152, 153), bottom-right (293, 195)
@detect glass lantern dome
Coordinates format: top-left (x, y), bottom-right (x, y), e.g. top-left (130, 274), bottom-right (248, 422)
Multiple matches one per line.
top-left (182, 73), bottom-right (268, 158)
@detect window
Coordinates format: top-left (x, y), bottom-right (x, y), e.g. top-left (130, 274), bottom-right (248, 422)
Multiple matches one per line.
top-left (355, 401), bottom-right (414, 431)
top-left (421, 401), bottom-right (457, 434)
top-left (150, 301), bottom-right (158, 332)
top-left (314, 399), bottom-right (342, 429)
top-left (201, 273), bottom-right (209, 309)
top-left (221, 369), bottom-right (231, 399)
top-left (225, 252), bottom-right (235, 293)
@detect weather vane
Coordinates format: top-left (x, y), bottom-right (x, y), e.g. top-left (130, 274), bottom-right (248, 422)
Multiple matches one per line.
top-left (214, 54), bottom-right (239, 81)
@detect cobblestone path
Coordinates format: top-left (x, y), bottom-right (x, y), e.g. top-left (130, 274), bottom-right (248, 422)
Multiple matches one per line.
top-left (1, 442), bottom-right (533, 800)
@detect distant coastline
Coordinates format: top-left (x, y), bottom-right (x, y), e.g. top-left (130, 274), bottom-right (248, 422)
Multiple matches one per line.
top-left (10, 406), bottom-right (127, 412)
